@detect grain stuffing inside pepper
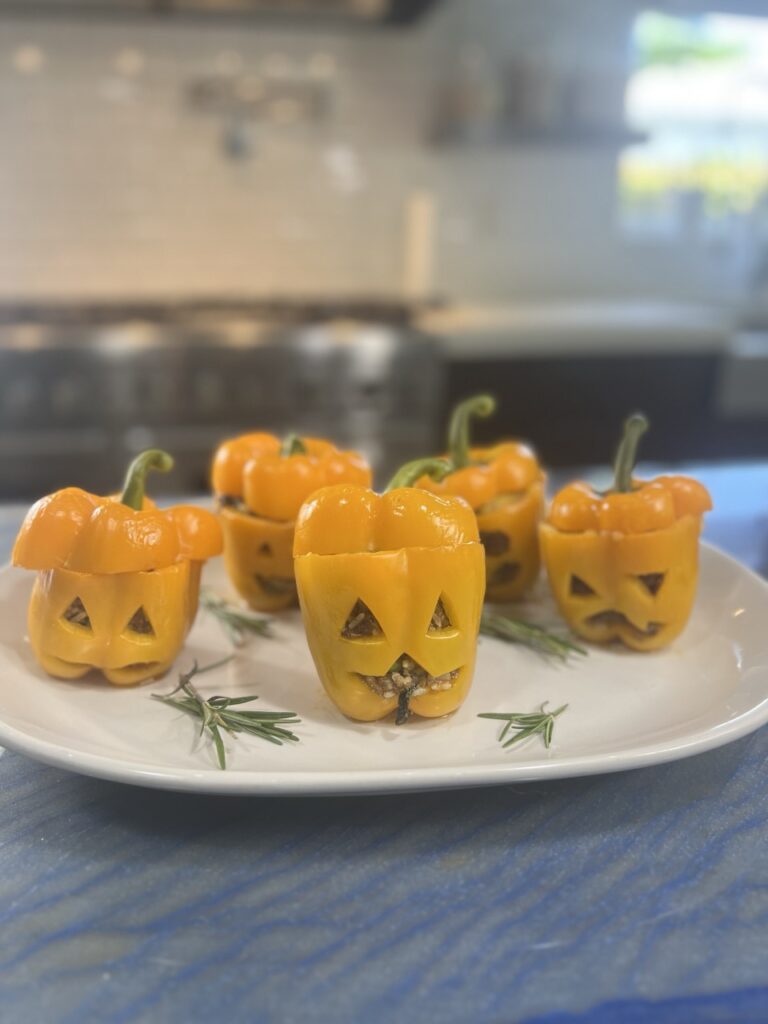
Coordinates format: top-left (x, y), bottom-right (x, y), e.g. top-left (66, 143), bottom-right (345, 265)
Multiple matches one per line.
top-left (357, 655), bottom-right (459, 700)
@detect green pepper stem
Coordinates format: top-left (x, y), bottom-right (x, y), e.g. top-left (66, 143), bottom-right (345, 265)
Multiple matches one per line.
top-left (447, 394), bottom-right (496, 469)
top-left (120, 449), bottom-right (174, 510)
top-left (384, 457), bottom-right (453, 492)
top-left (612, 413), bottom-right (649, 493)
top-left (281, 433), bottom-right (307, 457)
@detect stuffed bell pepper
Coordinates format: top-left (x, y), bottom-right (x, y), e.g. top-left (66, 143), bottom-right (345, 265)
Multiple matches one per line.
top-left (12, 449), bottom-right (222, 685)
top-left (539, 414), bottom-right (712, 651)
top-left (212, 432), bottom-right (371, 612)
top-left (294, 458), bottom-right (485, 725)
top-left (417, 395), bottom-right (544, 601)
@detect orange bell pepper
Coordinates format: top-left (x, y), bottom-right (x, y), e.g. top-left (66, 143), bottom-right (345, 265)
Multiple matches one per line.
top-left (540, 415), bottom-right (712, 651)
top-left (417, 395), bottom-right (545, 601)
top-left (212, 432), bottom-right (371, 611)
top-left (294, 458), bottom-right (485, 724)
top-left (12, 450), bottom-right (222, 685)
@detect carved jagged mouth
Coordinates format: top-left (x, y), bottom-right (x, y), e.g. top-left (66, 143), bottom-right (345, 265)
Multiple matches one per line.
top-left (113, 662), bottom-right (162, 671)
top-left (105, 662), bottom-right (165, 685)
top-left (585, 611), bottom-right (663, 639)
top-left (52, 660), bottom-right (163, 681)
top-left (357, 655), bottom-right (460, 698)
top-left (254, 575), bottom-right (296, 596)
top-left (356, 655), bottom-right (462, 725)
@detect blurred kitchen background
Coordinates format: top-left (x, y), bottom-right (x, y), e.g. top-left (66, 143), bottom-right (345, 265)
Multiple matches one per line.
top-left (1, 0), bottom-right (768, 497)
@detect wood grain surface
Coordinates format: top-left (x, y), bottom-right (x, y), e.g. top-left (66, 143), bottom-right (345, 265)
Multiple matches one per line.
top-left (0, 465), bottom-right (767, 1023)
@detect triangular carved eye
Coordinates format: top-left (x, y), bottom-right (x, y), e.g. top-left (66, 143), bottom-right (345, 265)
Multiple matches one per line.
top-left (570, 575), bottom-right (596, 597)
top-left (342, 600), bottom-right (383, 639)
top-left (428, 597), bottom-right (453, 632)
top-left (637, 573), bottom-right (665, 596)
top-left (126, 607), bottom-right (154, 636)
top-left (62, 597), bottom-right (91, 630)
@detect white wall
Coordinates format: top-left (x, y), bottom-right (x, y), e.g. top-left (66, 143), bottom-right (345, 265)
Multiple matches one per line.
top-left (0, 0), bottom-right (749, 305)
top-left (0, 15), bottom-right (434, 298)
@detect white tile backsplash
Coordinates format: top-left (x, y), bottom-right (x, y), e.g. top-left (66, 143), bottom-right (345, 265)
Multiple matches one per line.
top-left (0, 15), bottom-right (432, 299)
top-left (0, 1), bottom-right (749, 305)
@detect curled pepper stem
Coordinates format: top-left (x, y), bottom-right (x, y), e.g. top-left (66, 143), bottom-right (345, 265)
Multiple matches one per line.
top-left (120, 449), bottom-right (174, 510)
top-left (281, 433), bottom-right (307, 457)
top-left (612, 413), bottom-right (649, 494)
top-left (447, 394), bottom-right (496, 470)
top-left (384, 457), bottom-right (453, 492)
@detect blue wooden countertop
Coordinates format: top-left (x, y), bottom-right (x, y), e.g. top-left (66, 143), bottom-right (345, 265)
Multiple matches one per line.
top-left (1, 463), bottom-right (768, 1024)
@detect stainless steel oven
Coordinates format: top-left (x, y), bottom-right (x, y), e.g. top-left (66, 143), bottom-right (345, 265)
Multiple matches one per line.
top-left (0, 307), bottom-right (444, 498)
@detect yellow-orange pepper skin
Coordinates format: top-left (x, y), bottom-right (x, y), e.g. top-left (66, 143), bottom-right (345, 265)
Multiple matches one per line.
top-left (539, 416), bottom-right (713, 652)
top-left (420, 441), bottom-right (545, 602)
top-left (219, 508), bottom-right (296, 612)
top-left (12, 450), bottom-right (222, 686)
top-left (475, 482), bottom-right (544, 601)
top-left (27, 563), bottom-right (196, 686)
top-left (294, 485), bottom-right (485, 723)
top-left (540, 514), bottom-right (703, 652)
top-left (212, 433), bottom-right (371, 612)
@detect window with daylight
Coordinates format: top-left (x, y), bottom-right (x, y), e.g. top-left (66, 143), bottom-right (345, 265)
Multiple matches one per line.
top-left (621, 10), bottom-right (768, 240)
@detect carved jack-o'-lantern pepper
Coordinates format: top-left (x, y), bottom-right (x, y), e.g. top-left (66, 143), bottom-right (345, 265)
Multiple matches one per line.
top-left (212, 432), bottom-right (371, 612)
top-left (539, 415), bottom-right (712, 651)
top-left (294, 458), bottom-right (485, 724)
top-left (417, 395), bottom-right (545, 601)
top-left (12, 450), bottom-right (223, 685)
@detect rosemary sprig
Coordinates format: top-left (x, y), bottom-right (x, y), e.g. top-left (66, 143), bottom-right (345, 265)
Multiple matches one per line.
top-left (480, 610), bottom-right (587, 661)
top-left (479, 702), bottom-right (568, 750)
top-left (200, 588), bottom-right (272, 646)
top-left (152, 657), bottom-right (300, 769)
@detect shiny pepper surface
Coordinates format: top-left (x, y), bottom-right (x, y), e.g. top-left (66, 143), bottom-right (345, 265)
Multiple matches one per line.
top-left (293, 468), bottom-right (485, 724)
top-left (212, 432), bottom-right (371, 611)
top-left (540, 416), bottom-right (712, 651)
top-left (417, 395), bottom-right (544, 601)
top-left (13, 450), bottom-right (222, 685)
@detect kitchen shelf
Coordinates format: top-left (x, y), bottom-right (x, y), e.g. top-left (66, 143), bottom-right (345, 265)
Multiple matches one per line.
top-left (431, 127), bottom-right (648, 150)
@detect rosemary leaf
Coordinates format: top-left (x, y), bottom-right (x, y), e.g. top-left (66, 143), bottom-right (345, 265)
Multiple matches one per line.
top-left (210, 723), bottom-right (227, 770)
top-left (209, 695), bottom-right (264, 707)
top-left (153, 659), bottom-right (300, 769)
top-left (479, 702), bottom-right (568, 751)
top-left (503, 725), bottom-right (540, 749)
top-left (480, 611), bottom-right (587, 661)
top-left (199, 698), bottom-right (213, 736)
top-left (164, 655), bottom-right (233, 696)
top-left (200, 588), bottom-right (273, 647)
